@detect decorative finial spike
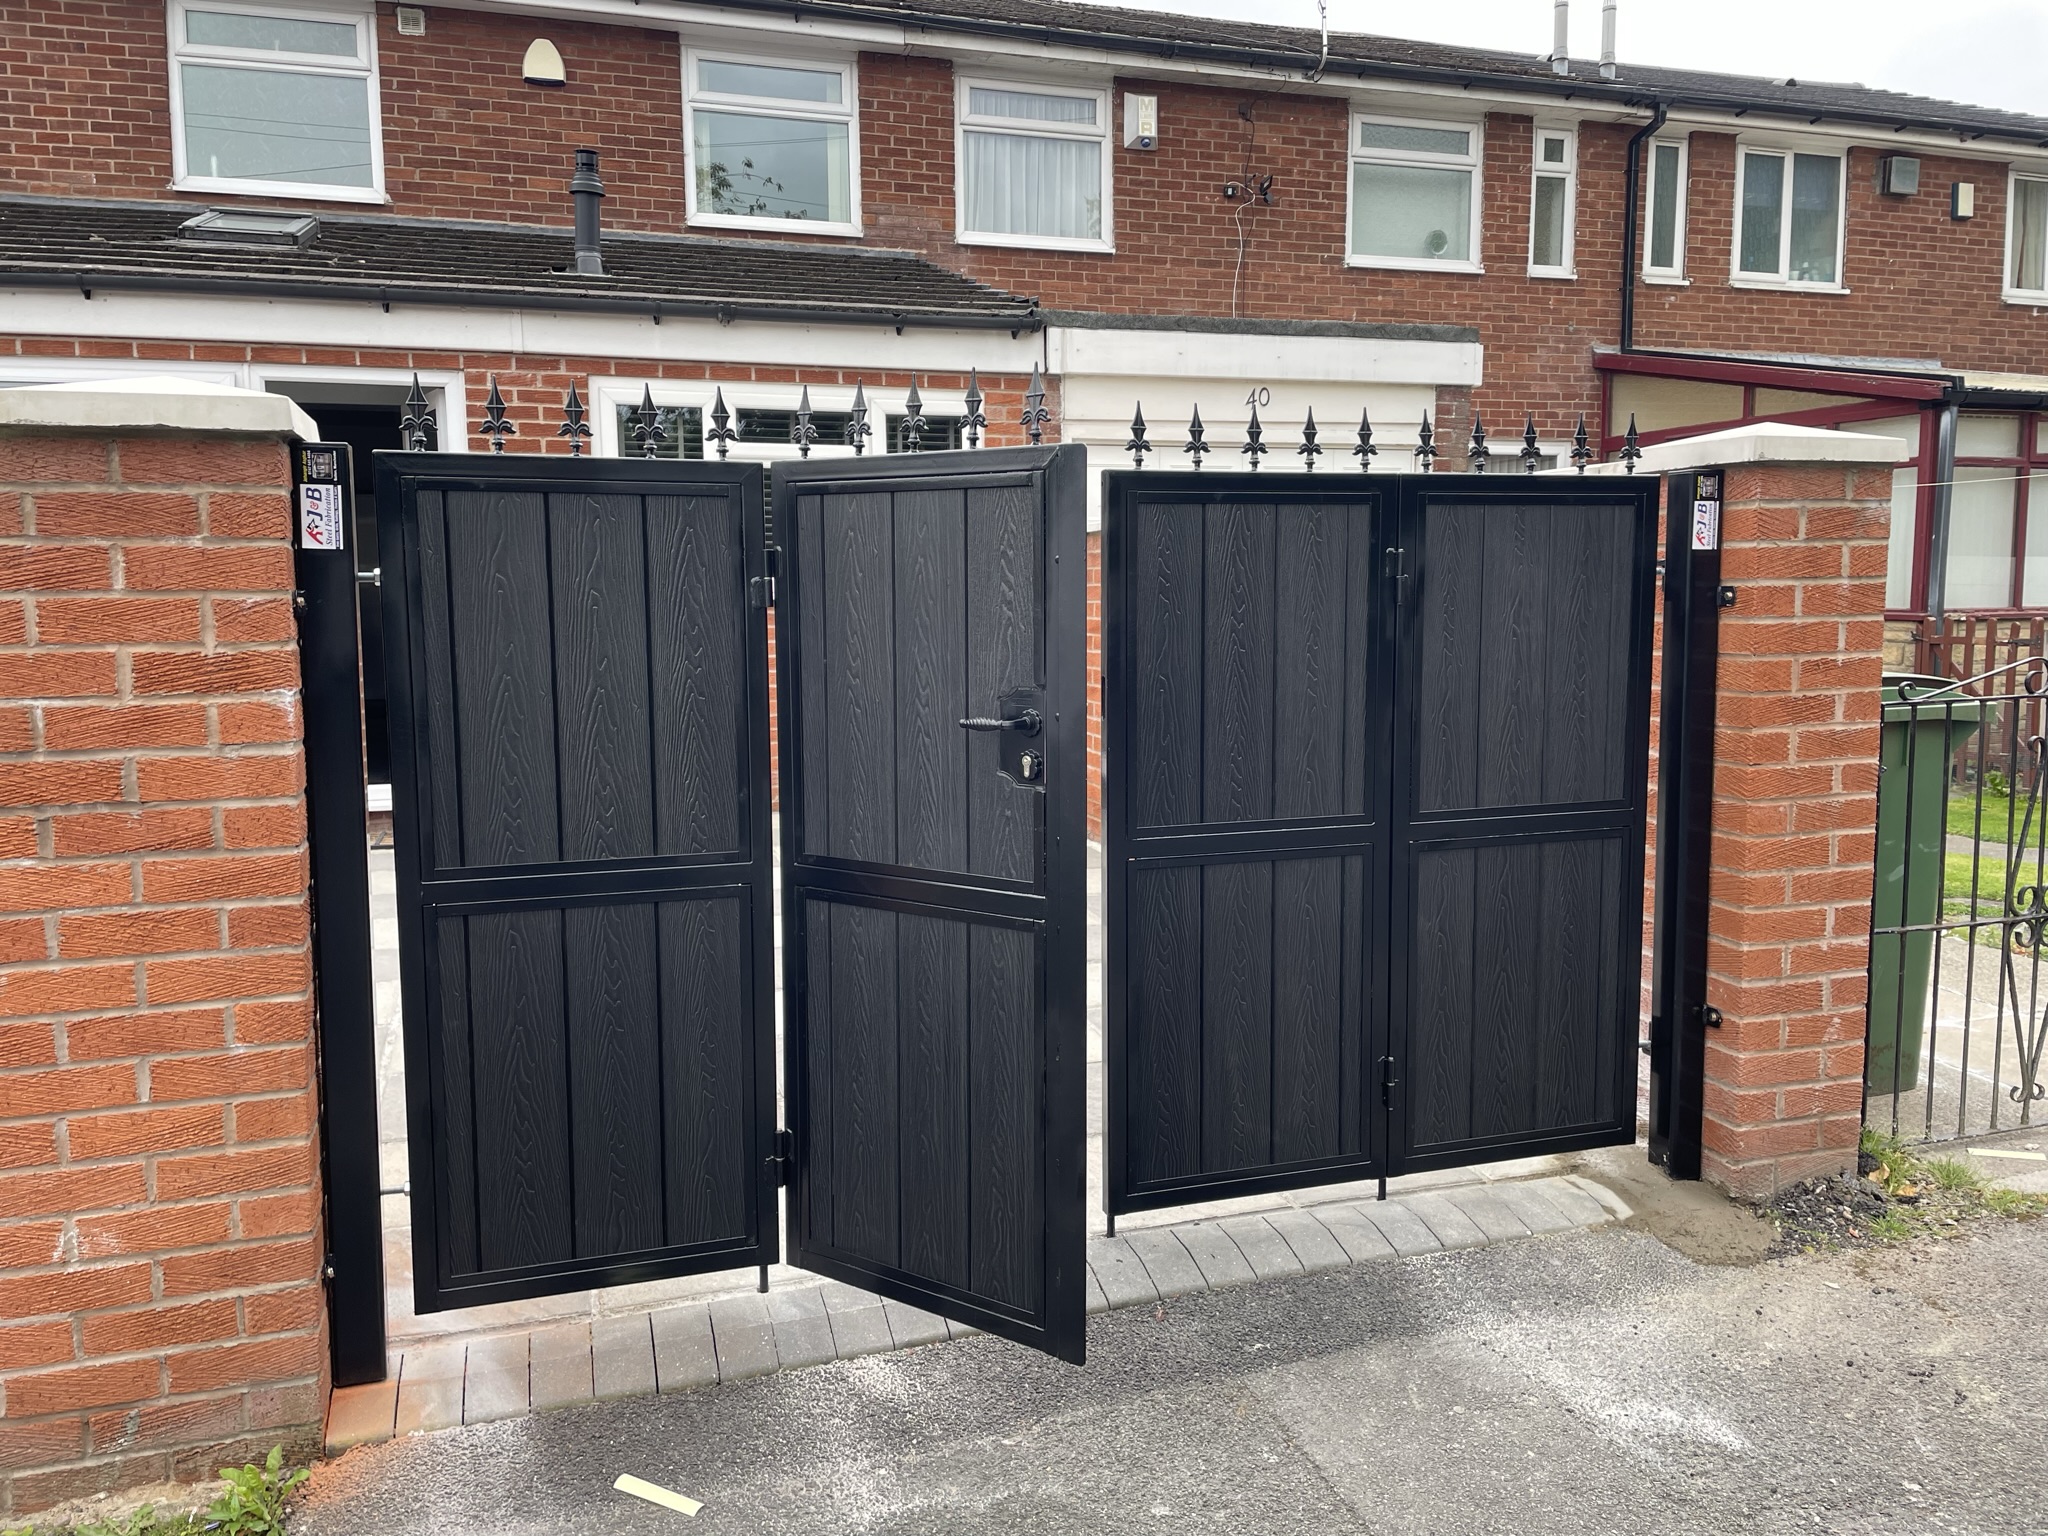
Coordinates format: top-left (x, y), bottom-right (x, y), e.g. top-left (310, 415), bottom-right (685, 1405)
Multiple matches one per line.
top-left (706, 386), bottom-right (737, 460)
top-left (1415, 410), bottom-right (1437, 473)
top-left (1127, 402), bottom-right (1151, 469)
top-left (1185, 404), bottom-right (1209, 471)
top-left (1023, 364), bottom-right (1050, 446)
top-left (555, 382), bottom-right (591, 456)
top-left (902, 375), bottom-right (926, 453)
top-left (962, 368), bottom-right (987, 450)
top-left (1621, 412), bottom-right (1643, 475)
top-left (1521, 414), bottom-right (1542, 474)
top-left (630, 384), bottom-right (668, 458)
top-left (1242, 402), bottom-right (1267, 471)
top-left (846, 381), bottom-right (871, 456)
top-left (1298, 406), bottom-right (1322, 472)
top-left (480, 375), bottom-right (518, 454)
top-left (401, 372), bottom-right (437, 452)
top-left (1353, 407), bottom-right (1377, 470)
top-left (1468, 413), bottom-right (1488, 473)
top-left (1571, 414), bottom-right (1593, 474)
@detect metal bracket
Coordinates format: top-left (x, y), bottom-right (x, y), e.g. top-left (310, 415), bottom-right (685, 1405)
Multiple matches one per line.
top-left (1379, 1055), bottom-right (1399, 1108)
top-left (1717, 585), bottom-right (1738, 609)
top-left (767, 1127), bottom-right (794, 1187)
top-left (1383, 546), bottom-right (1408, 604)
top-left (1700, 1004), bottom-right (1724, 1029)
top-left (750, 546), bottom-right (782, 609)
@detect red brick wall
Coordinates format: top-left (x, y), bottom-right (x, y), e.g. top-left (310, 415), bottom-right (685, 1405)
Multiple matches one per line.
top-left (1697, 461), bottom-right (1889, 1197)
top-left (0, 428), bottom-right (324, 1519)
top-left (7, 0), bottom-right (2043, 425)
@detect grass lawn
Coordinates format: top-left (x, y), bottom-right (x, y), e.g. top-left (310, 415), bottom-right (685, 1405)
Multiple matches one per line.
top-left (1945, 791), bottom-right (2025, 846)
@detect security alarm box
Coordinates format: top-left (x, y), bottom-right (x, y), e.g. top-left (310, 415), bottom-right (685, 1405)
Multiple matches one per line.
top-left (1953, 182), bottom-right (1976, 220)
top-left (1880, 155), bottom-right (1920, 195)
top-left (1123, 93), bottom-right (1158, 150)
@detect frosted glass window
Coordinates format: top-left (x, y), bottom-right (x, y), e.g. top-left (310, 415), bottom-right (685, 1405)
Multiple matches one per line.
top-left (1885, 465), bottom-right (1917, 611)
top-left (688, 55), bottom-right (856, 228)
top-left (1944, 466), bottom-right (2017, 609)
top-left (186, 9), bottom-right (356, 53)
top-left (1646, 140), bottom-right (1685, 274)
top-left (958, 81), bottom-right (1109, 246)
top-left (2027, 474), bottom-right (2048, 606)
top-left (2011, 177), bottom-right (2048, 294)
top-left (697, 60), bottom-right (841, 103)
top-left (1529, 129), bottom-right (1574, 273)
top-left (1957, 414), bottom-right (2020, 458)
top-left (1738, 148), bottom-right (1843, 284)
top-left (171, 3), bottom-right (377, 193)
top-left (1350, 117), bottom-right (1478, 266)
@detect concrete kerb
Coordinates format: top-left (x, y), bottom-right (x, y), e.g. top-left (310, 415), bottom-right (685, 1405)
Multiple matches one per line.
top-left (325, 1171), bottom-right (1628, 1454)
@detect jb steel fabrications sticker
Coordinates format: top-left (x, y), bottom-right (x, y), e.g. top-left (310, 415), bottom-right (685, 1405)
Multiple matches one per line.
top-left (299, 482), bottom-right (346, 550)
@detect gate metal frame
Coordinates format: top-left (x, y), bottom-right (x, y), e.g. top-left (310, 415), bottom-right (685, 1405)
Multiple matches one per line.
top-left (770, 445), bottom-right (1090, 1363)
top-left (1103, 468), bottom-right (1660, 1219)
top-left (375, 453), bottom-right (781, 1313)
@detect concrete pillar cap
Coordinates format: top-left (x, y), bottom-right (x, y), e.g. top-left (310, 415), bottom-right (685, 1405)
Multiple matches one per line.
top-left (0, 376), bottom-right (319, 440)
top-left (1561, 419), bottom-right (1914, 477)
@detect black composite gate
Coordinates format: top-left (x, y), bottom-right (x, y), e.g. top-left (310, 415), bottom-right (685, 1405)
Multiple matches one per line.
top-left (376, 455), bottom-right (779, 1311)
top-left (1104, 470), bottom-right (1658, 1216)
top-left (372, 445), bottom-right (1087, 1359)
top-left (773, 446), bottom-right (1090, 1363)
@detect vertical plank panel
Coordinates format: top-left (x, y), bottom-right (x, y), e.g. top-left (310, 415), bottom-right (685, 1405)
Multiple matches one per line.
top-left (1475, 507), bottom-right (1546, 809)
top-left (445, 491), bottom-right (560, 866)
top-left (829, 899), bottom-right (899, 1265)
top-left (1273, 506), bottom-right (1346, 819)
top-left (1129, 501), bottom-right (1202, 829)
top-left (1470, 844), bottom-right (1537, 1138)
top-left (1534, 838), bottom-right (1598, 1130)
top-left (1339, 853), bottom-right (1367, 1157)
top-left (1594, 836), bottom-right (1626, 1125)
top-left (467, 910), bottom-right (573, 1270)
top-left (1271, 857), bottom-right (1342, 1162)
top-left (1414, 502), bottom-right (1482, 814)
top-left (1127, 865), bottom-right (1202, 1183)
top-left (1410, 847), bottom-right (1475, 1147)
top-left (896, 911), bottom-right (969, 1290)
top-left (433, 914), bottom-right (478, 1275)
top-left (1201, 859), bottom-right (1273, 1169)
top-left (660, 895), bottom-right (749, 1245)
top-left (823, 492), bottom-right (897, 864)
top-left (1341, 503), bottom-right (1375, 822)
top-left (1539, 506), bottom-right (1598, 807)
top-left (648, 494), bottom-right (745, 855)
top-left (1202, 502), bottom-right (1275, 823)
top-left (796, 494), bottom-right (831, 856)
top-left (802, 899), bottom-right (834, 1249)
top-left (970, 921), bottom-right (1040, 1312)
top-left (1584, 506), bottom-right (1635, 802)
top-left (966, 483), bottom-right (1039, 882)
top-left (894, 490), bottom-right (969, 875)
top-left (565, 904), bottom-right (663, 1257)
top-left (550, 494), bottom-right (655, 862)
top-left (416, 492), bottom-right (464, 869)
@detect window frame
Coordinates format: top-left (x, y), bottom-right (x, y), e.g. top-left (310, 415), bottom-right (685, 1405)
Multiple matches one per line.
top-left (2005, 169), bottom-right (2048, 305)
top-left (953, 75), bottom-right (1114, 254)
top-left (1642, 135), bottom-right (1689, 283)
top-left (166, 0), bottom-right (384, 203)
top-left (1344, 111), bottom-right (1485, 274)
top-left (1942, 411), bottom-right (2048, 613)
top-left (682, 48), bottom-right (861, 237)
top-left (1526, 125), bottom-right (1577, 279)
top-left (1729, 141), bottom-right (1848, 291)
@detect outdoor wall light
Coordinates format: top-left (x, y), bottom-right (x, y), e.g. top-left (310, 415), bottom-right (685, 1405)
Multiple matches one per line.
top-left (522, 38), bottom-right (567, 87)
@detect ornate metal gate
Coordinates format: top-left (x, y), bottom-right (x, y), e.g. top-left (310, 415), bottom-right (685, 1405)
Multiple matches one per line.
top-left (1104, 469), bottom-right (1658, 1216)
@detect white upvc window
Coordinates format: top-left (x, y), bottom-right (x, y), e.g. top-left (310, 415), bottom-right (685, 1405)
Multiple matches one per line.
top-left (167, 0), bottom-right (382, 201)
top-left (956, 78), bottom-right (1112, 251)
top-left (684, 52), bottom-right (859, 235)
top-left (1528, 126), bottom-right (1576, 277)
top-left (2008, 171), bottom-right (2048, 302)
top-left (1643, 137), bottom-right (1689, 280)
top-left (1347, 114), bottom-right (1483, 272)
top-left (1733, 144), bottom-right (1846, 288)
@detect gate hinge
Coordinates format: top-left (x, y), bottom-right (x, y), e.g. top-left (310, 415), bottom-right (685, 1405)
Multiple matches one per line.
top-left (1382, 547), bottom-right (1407, 604)
top-left (1379, 1055), bottom-right (1399, 1109)
top-left (750, 545), bottom-right (782, 609)
top-left (767, 1127), bottom-right (794, 1186)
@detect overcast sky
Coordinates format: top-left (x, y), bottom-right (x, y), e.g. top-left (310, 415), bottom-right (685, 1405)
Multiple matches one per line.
top-left (1105, 0), bottom-right (2048, 118)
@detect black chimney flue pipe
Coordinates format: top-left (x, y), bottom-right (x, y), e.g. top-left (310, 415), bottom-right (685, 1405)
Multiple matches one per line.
top-left (571, 148), bottom-right (605, 277)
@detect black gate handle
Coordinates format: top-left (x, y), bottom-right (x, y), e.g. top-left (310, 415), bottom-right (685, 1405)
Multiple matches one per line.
top-left (959, 710), bottom-right (1041, 734)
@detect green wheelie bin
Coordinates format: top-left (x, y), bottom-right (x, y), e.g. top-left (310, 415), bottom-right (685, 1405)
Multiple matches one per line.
top-left (1866, 675), bottom-right (1986, 1094)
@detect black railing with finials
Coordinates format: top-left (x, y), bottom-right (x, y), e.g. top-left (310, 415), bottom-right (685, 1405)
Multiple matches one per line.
top-left (391, 378), bottom-right (1660, 473)
top-left (1868, 660), bottom-right (2048, 1145)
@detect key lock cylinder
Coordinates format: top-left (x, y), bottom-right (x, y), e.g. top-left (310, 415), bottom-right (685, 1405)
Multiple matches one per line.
top-left (958, 685), bottom-right (1047, 787)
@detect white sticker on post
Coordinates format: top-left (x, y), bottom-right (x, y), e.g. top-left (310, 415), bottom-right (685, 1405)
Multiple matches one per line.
top-left (1690, 497), bottom-right (1720, 552)
top-left (300, 483), bottom-right (346, 551)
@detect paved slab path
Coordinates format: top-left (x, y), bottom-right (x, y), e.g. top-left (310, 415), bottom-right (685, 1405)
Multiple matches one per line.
top-left (298, 1217), bottom-right (2048, 1535)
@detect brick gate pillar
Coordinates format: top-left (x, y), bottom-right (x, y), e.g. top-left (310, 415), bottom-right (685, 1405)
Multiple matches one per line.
top-left (0, 380), bottom-right (326, 1520)
top-left (1630, 423), bottom-right (1910, 1198)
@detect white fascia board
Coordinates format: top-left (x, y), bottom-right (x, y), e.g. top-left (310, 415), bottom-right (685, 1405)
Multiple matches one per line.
top-left (3, 289), bottom-right (1045, 375)
top-left (0, 375), bottom-right (319, 439)
top-left (1660, 106), bottom-right (2048, 169)
top-left (1047, 323), bottom-right (1482, 388)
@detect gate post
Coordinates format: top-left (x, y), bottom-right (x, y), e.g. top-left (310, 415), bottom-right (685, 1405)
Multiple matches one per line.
top-left (1631, 423), bottom-right (1910, 1197)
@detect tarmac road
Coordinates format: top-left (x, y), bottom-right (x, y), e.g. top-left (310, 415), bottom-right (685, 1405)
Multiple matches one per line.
top-left (295, 1221), bottom-right (2048, 1536)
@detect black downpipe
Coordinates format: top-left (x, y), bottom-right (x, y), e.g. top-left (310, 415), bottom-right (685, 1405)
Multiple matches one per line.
top-left (1619, 103), bottom-right (1668, 352)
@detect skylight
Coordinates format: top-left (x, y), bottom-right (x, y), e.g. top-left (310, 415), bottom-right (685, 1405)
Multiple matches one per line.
top-left (177, 209), bottom-right (320, 248)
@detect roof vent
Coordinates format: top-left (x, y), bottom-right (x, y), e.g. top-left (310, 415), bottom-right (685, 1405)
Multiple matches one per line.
top-left (178, 209), bottom-right (320, 248)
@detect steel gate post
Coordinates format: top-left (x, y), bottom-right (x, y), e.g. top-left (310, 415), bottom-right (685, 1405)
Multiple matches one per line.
top-left (1649, 468), bottom-right (1727, 1180)
top-left (293, 442), bottom-right (388, 1385)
